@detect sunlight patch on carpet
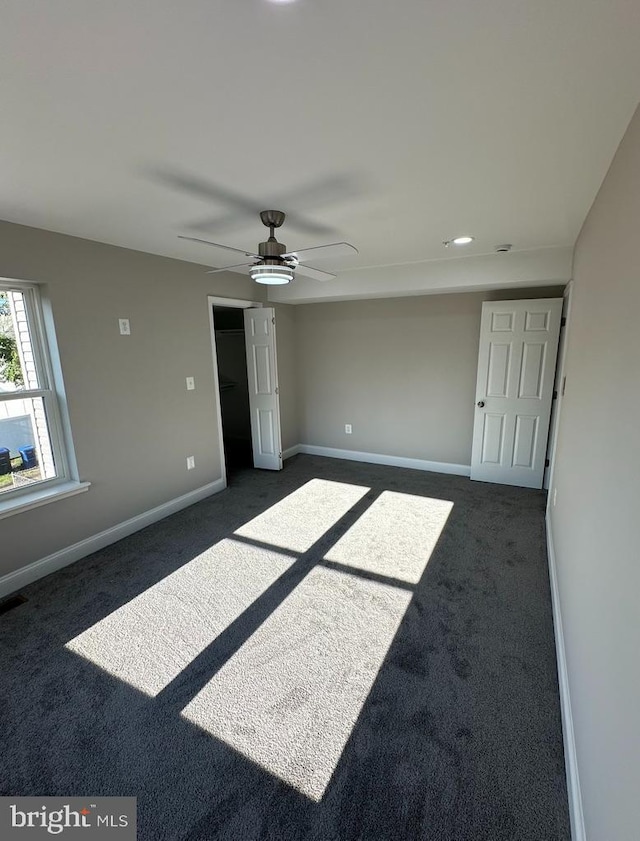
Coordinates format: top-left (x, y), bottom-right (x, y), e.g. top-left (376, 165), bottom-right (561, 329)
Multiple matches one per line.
top-left (324, 491), bottom-right (453, 583)
top-left (65, 480), bottom-right (370, 697)
top-left (181, 491), bottom-right (451, 801)
top-left (66, 539), bottom-right (295, 696)
top-left (234, 478), bottom-right (370, 552)
top-left (181, 564), bottom-right (411, 801)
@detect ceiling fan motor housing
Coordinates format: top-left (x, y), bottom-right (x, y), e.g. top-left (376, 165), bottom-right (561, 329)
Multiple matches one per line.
top-left (257, 210), bottom-right (290, 264)
top-left (258, 238), bottom-right (287, 260)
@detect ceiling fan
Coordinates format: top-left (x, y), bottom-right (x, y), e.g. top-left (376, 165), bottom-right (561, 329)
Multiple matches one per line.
top-left (178, 210), bottom-right (358, 285)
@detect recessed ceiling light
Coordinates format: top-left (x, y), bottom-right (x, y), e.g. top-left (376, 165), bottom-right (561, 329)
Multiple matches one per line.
top-left (443, 236), bottom-right (475, 247)
top-left (267, 0), bottom-right (298, 4)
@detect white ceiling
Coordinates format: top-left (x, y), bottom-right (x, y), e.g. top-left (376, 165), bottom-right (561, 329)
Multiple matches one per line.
top-left (1, 0), bottom-right (639, 285)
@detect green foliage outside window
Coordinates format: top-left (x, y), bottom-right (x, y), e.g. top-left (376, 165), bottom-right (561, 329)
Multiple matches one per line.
top-left (0, 335), bottom-right (23, 385)
top-left (0, 292), bottom-right (24, 386)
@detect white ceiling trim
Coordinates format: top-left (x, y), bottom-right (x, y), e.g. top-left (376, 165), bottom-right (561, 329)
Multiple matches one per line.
top-left (267, 246), bottom-right (572, 305)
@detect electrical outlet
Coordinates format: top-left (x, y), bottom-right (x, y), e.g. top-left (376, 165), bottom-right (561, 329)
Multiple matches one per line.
top-left (186, 376), bottom-right (195, 391)
top-left (118, 318), bottom-right (131, 335)
top-left (345, 424), bottom-right (352, 434)
top-left (186, 456), bottom-right (195, 470)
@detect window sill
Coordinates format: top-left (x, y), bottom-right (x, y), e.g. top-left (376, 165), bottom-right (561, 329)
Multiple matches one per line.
top-left (0, 480), bottom-right (91, 520)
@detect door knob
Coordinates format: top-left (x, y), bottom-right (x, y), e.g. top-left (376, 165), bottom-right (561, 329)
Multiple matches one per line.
top-left (477, 400), bottom-right (485, 408)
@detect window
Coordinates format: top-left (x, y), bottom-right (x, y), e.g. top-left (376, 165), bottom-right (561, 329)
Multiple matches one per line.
top-left (0, 282), bottom-right (83, 512)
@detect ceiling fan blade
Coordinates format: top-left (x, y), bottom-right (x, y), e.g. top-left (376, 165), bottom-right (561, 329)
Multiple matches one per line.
top-left (178, 235), bottom-right (260, 259)
top-left (295, 264), bottom-right (337, 282)
top-left (282, 242), bottom-right (358, 262)
top-left (205, 263), bottom-right (255, 275)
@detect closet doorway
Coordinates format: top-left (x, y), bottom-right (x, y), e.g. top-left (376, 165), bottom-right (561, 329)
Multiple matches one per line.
top-left (212, 304), bottom-right (253, 476)
top-left (208, 296), bottom-right (283, 486)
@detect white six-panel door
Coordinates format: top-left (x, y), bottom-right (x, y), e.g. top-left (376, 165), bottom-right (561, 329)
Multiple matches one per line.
top-left (243, 307), bottom-right (283, 471)
top-left (470, 299), bottom-right (562, 488)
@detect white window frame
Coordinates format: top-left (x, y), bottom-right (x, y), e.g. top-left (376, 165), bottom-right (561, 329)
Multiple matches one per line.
top-left (0, 279), bottom-right (89, 519)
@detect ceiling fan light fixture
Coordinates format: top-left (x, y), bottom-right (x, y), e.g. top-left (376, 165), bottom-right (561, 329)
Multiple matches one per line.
top-left (182, 210), bottom-right (353, 283)
top-left (249, 264), bottom-right (294, 285)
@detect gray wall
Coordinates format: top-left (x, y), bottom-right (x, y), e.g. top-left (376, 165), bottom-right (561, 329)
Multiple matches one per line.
top-left (549, 105), bottom-right (640, 841)
top-left (294, 287), bottom-right (564, 465)
top-left (0, 220), bottom-right (264, 576)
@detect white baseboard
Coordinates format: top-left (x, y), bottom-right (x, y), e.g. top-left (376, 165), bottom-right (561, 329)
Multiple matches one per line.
top-left (283, 445), bottom-right (301, 460)
top-left (0, 478), bottom-right (226, 600)
top-left (293, 443), bottom-right (470, 477)
top-left (545, 511), bottom-right (586, 841)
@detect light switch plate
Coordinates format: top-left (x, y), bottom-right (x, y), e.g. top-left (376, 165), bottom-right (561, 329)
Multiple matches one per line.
top-left (186, 377), bottom-right (195, 391)
top-left (119, 318), bottom-right (131, 335)
top-left (186, 456), bottom-right (195, 470)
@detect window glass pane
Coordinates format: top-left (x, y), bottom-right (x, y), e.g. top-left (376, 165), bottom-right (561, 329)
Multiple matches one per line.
top-left (0, 290), bottom-right (37, 393)
top-left (0, 396), bottom-right (58, 494)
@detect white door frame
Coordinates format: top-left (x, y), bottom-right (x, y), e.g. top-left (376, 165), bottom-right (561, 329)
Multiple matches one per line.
top-left (208, 295), bottom-right (263, 487)
top-left (545, 282), bottom-right (573, 498)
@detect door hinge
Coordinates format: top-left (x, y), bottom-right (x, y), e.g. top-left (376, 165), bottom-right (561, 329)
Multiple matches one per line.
top-left (561, 375), bottom-right (566, 396)
top-left (545, 458), bottom-right (550, 468)
top-left (275, 386), bottom-right (279, 394)
top-left (272, 316), bottom-right (275, 324)
top-left (552, 390), bottom-right (558, 400)
top-left (561, 316), bottom-right (567, 327)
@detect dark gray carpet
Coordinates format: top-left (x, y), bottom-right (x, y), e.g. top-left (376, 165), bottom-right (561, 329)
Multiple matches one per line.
top-left (0, 455), bottom-right (570, 840)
